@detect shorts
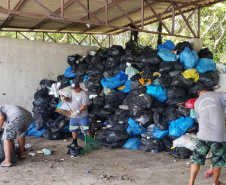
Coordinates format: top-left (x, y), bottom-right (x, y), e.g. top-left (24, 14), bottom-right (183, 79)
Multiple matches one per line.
top-left (3, 115), bottom-right (33, 140)
top-left (69, 116), bottom-right (89, 132)
top-left (192, 139), bottom-right (226, 168)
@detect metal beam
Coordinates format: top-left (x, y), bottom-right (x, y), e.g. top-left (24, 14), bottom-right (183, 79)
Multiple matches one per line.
top-left (74, 0), bottom-right (103, 24)
top-left (32, 0), bottom-right (58, 17)
top-left (18, 32), bottom-right (29, 40)
top-left (1, 0), bottom-right (25, 28)
top-left (69, 33), bottom-right (81, 45)
top-left (175, 3), bottom-right (197, 37)
top-left (91, 34), bottom-right (103, 47)
top-left (141, 0), bottom-right (144, 30)
top-left (105, 0), bottom-right (108, 26)
top-left (61, 0), bottom-right (64, 18)
top-left (144, 0), bottom-right (171, 34)
top-left (32, 0), bottom-right (75, 29)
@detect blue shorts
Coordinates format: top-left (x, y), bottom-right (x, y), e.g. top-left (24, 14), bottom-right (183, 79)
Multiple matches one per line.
top-left (69, 116), bottom-right (89, 132)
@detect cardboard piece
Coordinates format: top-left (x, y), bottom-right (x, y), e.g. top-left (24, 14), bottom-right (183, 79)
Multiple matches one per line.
top-left (55, 108), bottom-right (72, 117)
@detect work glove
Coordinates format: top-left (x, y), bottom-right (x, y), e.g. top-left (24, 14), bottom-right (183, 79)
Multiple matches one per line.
top-left (71, 110), bottom-right (80, 118)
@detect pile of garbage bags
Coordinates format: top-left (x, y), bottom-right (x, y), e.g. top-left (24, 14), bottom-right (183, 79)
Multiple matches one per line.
top-left (28, 40), bottom-right (220, 159)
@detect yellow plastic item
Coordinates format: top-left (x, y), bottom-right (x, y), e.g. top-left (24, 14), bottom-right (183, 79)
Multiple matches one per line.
top-left (182, 68), bottom-right (199, 82)
top-left (118, 85), bottom-right (126, 90)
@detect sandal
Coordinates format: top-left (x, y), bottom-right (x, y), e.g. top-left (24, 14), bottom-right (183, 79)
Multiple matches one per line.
top-left (203, 169), bottom-right (213, 178)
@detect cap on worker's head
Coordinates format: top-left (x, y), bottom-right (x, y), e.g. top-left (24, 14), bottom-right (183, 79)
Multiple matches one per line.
top-left (197, 84), bottom-right (209, 92)
top-left (71, 79), bottom-right (80, 89)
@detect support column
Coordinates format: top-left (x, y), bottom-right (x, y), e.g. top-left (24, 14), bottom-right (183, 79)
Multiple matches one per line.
top-left (188, 38), bottom-right (203, 53)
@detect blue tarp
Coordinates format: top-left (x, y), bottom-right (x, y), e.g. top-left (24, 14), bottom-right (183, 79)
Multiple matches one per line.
top-left (27, 122), bottom-right (46, 137)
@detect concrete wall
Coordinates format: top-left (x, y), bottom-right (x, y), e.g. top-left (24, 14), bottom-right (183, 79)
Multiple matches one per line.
top-left (0, 38), bottom-right (96, 112)
top-left (215, 74), bottom-right (226, 92)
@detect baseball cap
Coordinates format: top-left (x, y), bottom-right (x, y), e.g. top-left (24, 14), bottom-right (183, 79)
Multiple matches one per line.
top-left (71, 79), bottom-right (80, 89)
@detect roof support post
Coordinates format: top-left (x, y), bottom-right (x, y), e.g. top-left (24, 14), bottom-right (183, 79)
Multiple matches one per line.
top-left (141, 0), bottom-right (144, 30)
top-left (172, 3), bottom-right (175, 35)
top-left (144, 0), bottom-right (171, 34)
top-left (61, 0), bottom-right (64, 18)
top-left (175, 3), bottom-right (197, 37)
top-left (105, 0), bottom-right (108, 26)
top-left (7, 0), bottom-right (10, 10)
top-left (198, 6), bottom-right (200, 38)
top-left (109, 35), bottom-right (111, 48)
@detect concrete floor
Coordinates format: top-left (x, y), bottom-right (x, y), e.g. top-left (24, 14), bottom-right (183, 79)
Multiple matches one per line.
top-left (0, 136), bottom-right (225, 185)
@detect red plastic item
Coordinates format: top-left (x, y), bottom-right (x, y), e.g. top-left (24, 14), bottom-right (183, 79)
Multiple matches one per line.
top-left (185, 98), bottom-right (197, 109)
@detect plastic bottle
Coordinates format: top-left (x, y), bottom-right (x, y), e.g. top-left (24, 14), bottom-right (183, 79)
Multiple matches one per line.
top-left (29, 153), bottom-right (35, 157)
top-left (25, 143), bottom-right (31, 149)
top-left (42, 148), bottom-right (52, 155)
top-left (85, 170), bottom-right (90, 173)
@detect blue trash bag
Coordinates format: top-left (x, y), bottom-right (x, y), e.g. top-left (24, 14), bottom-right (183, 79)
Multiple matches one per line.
top-left (83, 75), bottom-right (90, 82)
top-left (179, 47), bottom-right (199, 69)
top-left (158, 40), bottom-right (175, 51)
top-left (118, 80), bottom-right (131, 93)
top-left (126, 118), bottom-right (146, 136)
top-left (146, 85), bottom-right (167, 103)
top-left (64, 66), bottom-right (76, 78)
top-left (101, 71), bottom-right (128, 89)
top-left (157, 48), bottom-right (178, 62)
top-left (27, 122), bottom-right (46, 137)
top-left (152, 126), bottom-right (168, 139)
top-left (123, 138), bottom-right (141, 150)
top-left (195, 58), bottom-right (216, 73)
top-left (169, 116), bottom-right (194, 137)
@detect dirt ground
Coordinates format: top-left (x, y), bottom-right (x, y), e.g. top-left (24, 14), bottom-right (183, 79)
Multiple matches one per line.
top-left (0, 136), bottom-right (225, 185)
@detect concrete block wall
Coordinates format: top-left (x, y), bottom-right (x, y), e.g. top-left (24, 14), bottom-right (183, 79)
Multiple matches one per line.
top-left (0, 38), bottom-right (96, 112)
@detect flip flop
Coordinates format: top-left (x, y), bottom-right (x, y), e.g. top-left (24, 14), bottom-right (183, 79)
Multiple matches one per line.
top-left (0, 164), bottom-right (12, 168)
top-left (204, 171), bottom-right (213, 178)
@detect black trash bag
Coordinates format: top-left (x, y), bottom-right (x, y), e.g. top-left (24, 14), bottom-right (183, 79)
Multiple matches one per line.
top-left (125, 40), bottom-right (137, 50)
top-left (57, 75), bottom-right (71, 83)
top-left (130, 80), bottom-right (143, 91)
top-left (43, 128), bottom-right (63, 140)
top-left (198, 48), bottom-right (213, 59)
top-left (107, 45), bottom-right (125, 56)
top-left (106, 55), bottom-right (121, 69)
top-left (139, 138), bottom-right (165, 152)
top-left (88, 114), bottom-right (104, 132)
top-left (96, 129), bottom-right (128, 144)
top-left (33, 92), bottom-right (52, 107)
top-left (187, 83), bottom-right (199, 98)
top-left (167, 87), bottom-right (186, 99)
top-left (83, 54), bottom-right (93, 64)
top-left (46, 115), bottom-right (69, 133)
top-left (76, 63), bottom-right (88, 77)
top-left (130, 73), bottom-right (141, 81)
top-left (105, 91), bottom-right (127, 103)
top-left (59, 81), bottom-right (71, 90)
top-left (86, 64), bottom-right (102, 76)
top-left (121, 54), bottom-right (135, 63)
top-left (70, 63), bottom-right (79, 73)
top-left (100, 108), bottom-right (115, 118)
top-left (177, 107), bottom-right (190, 117)
top-left (104, 101), bottom-right (122, 111)
top-left (169, 147), bottom-right (193, 159)
top-left (129, 104), bottom-right (146, 117)
top-left (0, 132), bottom-right (17, 163)
top-left (136, 93), bottom-right (153, 109)
top-left (132, 111), bottom-right (153, 128)
top-left (85, 75), bottom-right (103, 89)
top-left (91, 56), bottom-right (105, 71)
top-left (91, 96), bottom-right (105, 108)
top-left (153, 111), bottom-right (168, 131)
top-left (141, 65), bottom-right (153, 79)
top-left (67, 54), bottom-right (82, 66)
top-left (164, 105), bottom-right (180, 123)
top-left (39, 79), bottom-right (56, 89)
top-left (169, 71), bottom-right (182, 78)
top-left (160, 136), bottom-right (173, 152)
top-left (67, 146), bottom-right (82, 156)
top-left (171, 74), bottom-right (194, 88)
top-left (33, 113), bottom-right (53, 130)
top-left (198, 72), bottom-right (219, 87)
top-left (103, 69), bottom-right (120, 78)
top-left (151, 98), bottom-right (165, 114)
top-left (165, 97), bottom-right (191, 106)
top-left (175, 41), bottom-right (191, 54)
top-left (109, 109), bottom-right (130, 131)
top-left (159, 61), bottom-right (183, 74)
top-left (158, 74), bottom-right (173, 89)
top-left (135, 52), bottom-right (161, 66)
top-left (167, 134), bottom-right (179, 141)
top-left (118, 61), bottom-right (127, 72)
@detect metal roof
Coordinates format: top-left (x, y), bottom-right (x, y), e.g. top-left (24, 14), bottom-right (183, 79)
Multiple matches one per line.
top-left (0, 0), bottom-right (225, 37)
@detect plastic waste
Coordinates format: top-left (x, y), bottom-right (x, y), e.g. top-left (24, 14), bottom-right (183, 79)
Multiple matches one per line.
top-left (195, 58), bottom-right (216, 73)
top-left (42, 148), bottom-right (52, 155)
